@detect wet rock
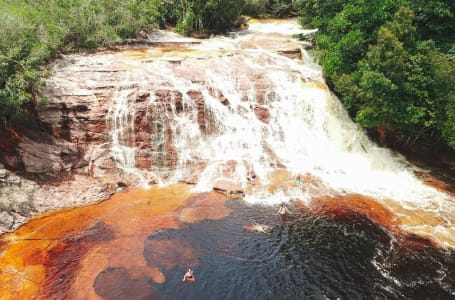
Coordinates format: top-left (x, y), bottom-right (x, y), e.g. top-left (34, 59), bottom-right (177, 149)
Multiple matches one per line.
top-left (212, 180), bottom-right (243, 195)
top-left (253, 105), bottom-right (270, 123)
top-left (94, 267), bottom-right (160, 300)
top-left (144, 239), bottom-right (199, 271)
top-left (177, 192), bottom-right (231, 223)
top-left (234, 15), bottom-right (251, 30)
top-left (19, 138), bottom-right (65, 174)
top-left (9, 32), bottom-right (306, 185)
top-left (0, 165), bottom-right (7, 182)
top-left (238, 33), bottom-right (303, 60)
top-left (0, 210), bottom-right (14, 230)
top-left (0, 175), bottom-right (111, 235)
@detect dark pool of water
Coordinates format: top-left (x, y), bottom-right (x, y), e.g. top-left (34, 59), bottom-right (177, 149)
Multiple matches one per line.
top-left (130, 200), bottom-right (454, 300)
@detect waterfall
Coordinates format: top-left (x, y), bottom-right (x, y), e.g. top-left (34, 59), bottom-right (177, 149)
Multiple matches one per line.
top-left (99, 19), bottom-right (454, 246)
top-left (107, 73), bottom-right (153, 187)
top-left (109, 76), bottom-right (136, 169)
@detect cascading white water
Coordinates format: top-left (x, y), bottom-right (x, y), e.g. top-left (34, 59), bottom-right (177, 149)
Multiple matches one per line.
top-left (107, 72), bottom-right (154, 187)
top-left (101, 19), bottom-right (453, 246)
top-left (108, 76), bottom-right (136, 169)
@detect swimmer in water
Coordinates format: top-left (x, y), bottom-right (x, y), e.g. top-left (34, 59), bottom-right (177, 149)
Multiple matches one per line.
top-left (182, 268), bottom-right (195, 282)
top-left (277, 203), bottom-right (290, 221)
top-left (244, 224), bottom-right (270, 233)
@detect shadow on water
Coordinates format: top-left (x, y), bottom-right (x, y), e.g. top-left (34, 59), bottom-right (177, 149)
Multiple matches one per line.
top-left (140, 200), bottom-right (455, 300)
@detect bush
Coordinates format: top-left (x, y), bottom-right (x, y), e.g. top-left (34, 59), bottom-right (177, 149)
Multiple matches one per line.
top-left (0, 0), bottom-right (150, 125)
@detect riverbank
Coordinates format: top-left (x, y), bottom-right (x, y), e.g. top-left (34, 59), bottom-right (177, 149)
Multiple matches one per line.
top-left (0, 163), bottom-right (112, 234)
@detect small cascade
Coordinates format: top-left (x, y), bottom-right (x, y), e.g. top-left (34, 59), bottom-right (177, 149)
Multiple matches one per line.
top-left (108, 76), bottom-right (136, 168)
top-left (107, 74), bottom-right (150, 187)
top-left (148, 93), bottom-right (170, 174)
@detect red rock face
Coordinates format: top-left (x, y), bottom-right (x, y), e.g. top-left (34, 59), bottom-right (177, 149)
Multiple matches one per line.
top-left (253, 105), bottom-right (270, 123)
top-left (0, 129), bottom-right (21, 170)
top-left (0, 23), bottom-right (305, 189)
top-left (1, 51), bottom-right (277, 186)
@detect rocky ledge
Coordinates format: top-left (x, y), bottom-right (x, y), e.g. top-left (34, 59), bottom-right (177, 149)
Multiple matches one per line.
top-left (0, 163), bottom-right (111, 234)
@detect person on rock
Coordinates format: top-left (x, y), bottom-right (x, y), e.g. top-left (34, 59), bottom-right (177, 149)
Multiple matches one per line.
top-left (247, 169), bottom-right (256, 185)
top-left (88, 159), bottom-right (95, 177)
top-left (295, 175), bottom-right (302, 187)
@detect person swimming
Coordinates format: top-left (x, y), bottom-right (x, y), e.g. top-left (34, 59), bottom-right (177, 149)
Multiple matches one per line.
top-left (244, 224), bottom-right (270, 233)
top-left (182, 268), bottom-right (195, 282)
top-left (277, 203), bottom-right (290, 221)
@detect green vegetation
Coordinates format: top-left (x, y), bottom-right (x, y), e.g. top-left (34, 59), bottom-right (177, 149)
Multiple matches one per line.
top-left (297, 0), bottom-right (455, 149)
top-left (0, 0), bottom-right (298, 126)
top-left (0, 0), bottom-right (150, 125)
top-left (242, 0), bottom-right (298, 17)
top-left (149, 0), bottom-right (244, 35)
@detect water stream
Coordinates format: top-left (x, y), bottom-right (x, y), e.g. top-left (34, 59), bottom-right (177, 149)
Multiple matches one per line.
top-left (0, 19), bottom-right (454, 300)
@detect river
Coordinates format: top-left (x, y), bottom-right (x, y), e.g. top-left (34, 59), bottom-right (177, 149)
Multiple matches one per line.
top-left (0, 19), bottom-right (454, 299)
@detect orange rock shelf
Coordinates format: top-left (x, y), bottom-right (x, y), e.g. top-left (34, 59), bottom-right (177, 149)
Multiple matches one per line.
top-left (296, 193), bottom-right (446, 249)
top-left (0, 184), bottom-right (231, 300)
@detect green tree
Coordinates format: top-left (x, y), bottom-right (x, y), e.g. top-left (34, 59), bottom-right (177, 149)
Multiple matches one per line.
top-left (298, 0), bottom-right (455, 150)
top-left (173, 0), bottom-right (244, 35)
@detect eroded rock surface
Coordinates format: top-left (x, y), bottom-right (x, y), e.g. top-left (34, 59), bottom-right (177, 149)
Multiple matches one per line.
top-left (0, 163), bottom-right (110, 234)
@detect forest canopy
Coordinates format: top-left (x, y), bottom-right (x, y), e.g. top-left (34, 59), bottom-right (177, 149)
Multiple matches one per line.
top-left (0, 0), bottom-right (454, 151)
top-left (298, 0), bottom-right (455, 149)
